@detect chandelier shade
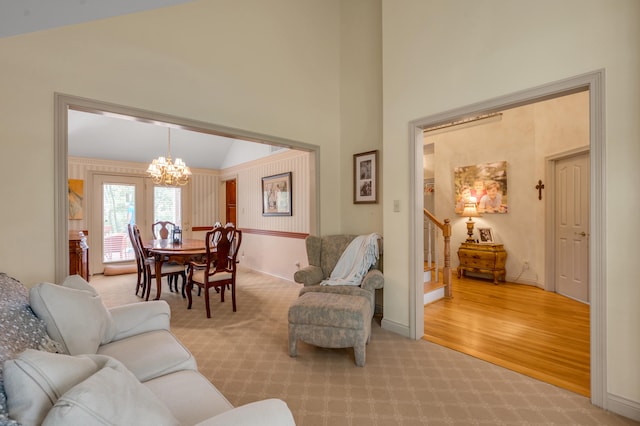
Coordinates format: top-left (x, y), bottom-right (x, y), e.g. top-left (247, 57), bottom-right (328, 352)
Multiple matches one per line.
top-left (147, 128), bottom-right (192, 186)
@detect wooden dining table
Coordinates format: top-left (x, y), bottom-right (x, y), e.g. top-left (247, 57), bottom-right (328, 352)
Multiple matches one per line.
top-left (145, 238), bottom-right (207, 300)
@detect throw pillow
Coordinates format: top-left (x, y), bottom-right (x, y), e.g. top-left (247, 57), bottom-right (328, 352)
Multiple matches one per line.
top-left (43, 362), bottom-right (178, 426)
top-left (29, 282), bottom-right (117, 355)
top-left (61, 274), bottom-right (98, 295)
top-left (0, 273), bottom-right (62, 426)
top-left (3, 350), bottom-right (118, 426)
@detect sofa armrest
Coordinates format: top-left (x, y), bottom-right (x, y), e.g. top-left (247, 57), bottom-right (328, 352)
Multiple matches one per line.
top-left (361, 269), bottom-right (384, 292)
top-left (108, 301), bottom-right (170, 341)
top-left (293, 265), bottom-right (323, 286)
top-left (194, 399), bottom-right (295, 426)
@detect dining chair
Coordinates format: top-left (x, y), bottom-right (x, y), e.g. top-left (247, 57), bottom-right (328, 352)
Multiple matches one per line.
top-left (131, 224), bottom-right (186, 300)
top-left (186, 224), bottom-right (242, 318)
top-left (151, 220), bottom-right (183, 294)
top-left (127, 224), bottom-right (145, 297)
top-left (151, 221), bottom-right (177, 240)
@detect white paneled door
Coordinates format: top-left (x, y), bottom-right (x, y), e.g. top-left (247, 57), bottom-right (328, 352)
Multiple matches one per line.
top-left (555, 153), bottom-right (590, 303)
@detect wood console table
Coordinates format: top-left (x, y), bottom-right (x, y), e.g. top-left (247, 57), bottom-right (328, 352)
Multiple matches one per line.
top-left (69, 230), bottom-right (89, 281)
top-left (457, 242), bottom-right (506, 284)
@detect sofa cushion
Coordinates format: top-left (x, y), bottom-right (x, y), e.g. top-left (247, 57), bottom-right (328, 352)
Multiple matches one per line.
top-left (144, 369), bottom-right (233, 425)
top-left (194, 399), bottom-right (296, 426)
top-left (288, 292), bottom-right (371, 330)
top-left (29, 281), bottom-right (117, 355)
top-left (97, 329), bottom-right (197, 382)
top-left (0, 273), bottom-right (63, 426)
top-left (3, 349), bottom-right (121, 426)
top-left (43, 362), bottom-right (178, 426)
top-left (299, 284), bottom-right (375, 313)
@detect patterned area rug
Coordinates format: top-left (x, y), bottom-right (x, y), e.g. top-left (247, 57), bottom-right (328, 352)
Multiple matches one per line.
top-left (93, 269), bottom-right (636, 426)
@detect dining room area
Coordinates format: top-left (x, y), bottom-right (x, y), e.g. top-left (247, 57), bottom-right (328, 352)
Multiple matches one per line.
top-left (65, 102), bottom-right (314, 292)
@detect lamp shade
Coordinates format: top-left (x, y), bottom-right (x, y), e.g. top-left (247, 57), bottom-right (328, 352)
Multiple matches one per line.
top-left (462, 198), bottom-right (479, 218)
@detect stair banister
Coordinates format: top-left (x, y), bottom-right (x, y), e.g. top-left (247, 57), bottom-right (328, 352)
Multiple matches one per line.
top-left (423, 209), bottom-right (452, 298)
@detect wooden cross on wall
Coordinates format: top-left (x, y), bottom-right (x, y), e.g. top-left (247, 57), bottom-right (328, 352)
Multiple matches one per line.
top-left (536, 180), bottom-right (545, 200)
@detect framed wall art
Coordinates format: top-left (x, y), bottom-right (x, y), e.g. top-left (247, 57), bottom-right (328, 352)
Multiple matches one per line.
top-left (454, 161), bottom-right (508, 214)
top-left (353, 150), bottom-right (378, 204)
top-left (262, 172), bottom-right (292, 216)
top-left (68, 179), bottom-right (84, 220)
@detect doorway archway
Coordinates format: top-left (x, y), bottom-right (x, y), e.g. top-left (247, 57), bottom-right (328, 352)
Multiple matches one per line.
top-left (54, 94), bottom-right (321, 282)
top-left (409, 70), bottom-right (606, 406)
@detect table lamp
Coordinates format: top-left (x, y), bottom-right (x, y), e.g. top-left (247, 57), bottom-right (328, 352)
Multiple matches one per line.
top-left (462, 198), bottom-right (480, 243)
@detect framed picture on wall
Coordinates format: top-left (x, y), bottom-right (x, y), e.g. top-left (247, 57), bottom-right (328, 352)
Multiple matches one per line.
top-left (68, 179), bottom-right (84, 220)
top-left (262, 172), bottom-right (292, 216)
top-left (453, 161), bottom-right (508, 214)
top-left (478, 227), bottom-right (494, 244)
top-left (353, 150), bottom-right (378, 204)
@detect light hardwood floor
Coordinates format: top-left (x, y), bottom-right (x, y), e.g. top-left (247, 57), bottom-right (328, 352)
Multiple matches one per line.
top-left (423, 273), bottom-right (590, 397)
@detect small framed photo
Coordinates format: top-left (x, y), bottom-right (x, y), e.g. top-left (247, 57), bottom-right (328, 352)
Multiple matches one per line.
top-left (262, 172), bottom-right (292, 216)
top-left (353, 150), bottom-right (378, 204)
top-left (478, 227), bottom-right (494, 244)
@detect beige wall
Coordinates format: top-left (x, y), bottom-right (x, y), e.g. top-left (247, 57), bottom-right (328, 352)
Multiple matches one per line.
top-left (339, 0), bottom-right (383, 234)
top-left (382, 0), bottom-right (639, 414)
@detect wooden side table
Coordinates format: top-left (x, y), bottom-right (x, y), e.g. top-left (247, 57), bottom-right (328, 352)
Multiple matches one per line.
top-left (457, 242), bottom-right (507, 284)
top-left (69, 230), bottom-right (89, 281)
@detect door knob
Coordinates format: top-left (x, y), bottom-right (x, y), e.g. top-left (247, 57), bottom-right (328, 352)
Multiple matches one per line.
top-left (575, 231), bottom-right (587, 237)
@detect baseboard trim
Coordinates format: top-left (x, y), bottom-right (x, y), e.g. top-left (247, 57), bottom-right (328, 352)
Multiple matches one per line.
top-left (607, 392), bottom-right (640, 422)
top-left (381, 318), bottom-right (410, 338)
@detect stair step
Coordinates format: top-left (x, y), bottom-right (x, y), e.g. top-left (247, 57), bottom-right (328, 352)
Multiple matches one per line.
top-left (424, 281), bottom-right (445, 293)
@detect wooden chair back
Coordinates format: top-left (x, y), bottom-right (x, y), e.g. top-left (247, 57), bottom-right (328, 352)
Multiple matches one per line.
top-left (152, 221), bottom-right (176, 240)
top-left (204, 224), bottom-right (242, 275)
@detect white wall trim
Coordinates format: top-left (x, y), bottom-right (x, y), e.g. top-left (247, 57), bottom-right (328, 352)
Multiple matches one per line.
top-left (607, 394), bottom-right (640, 422)
top-left (408, 70), bottom-right (606, 410)
top-left (381, 318), bottom-right (411, 338)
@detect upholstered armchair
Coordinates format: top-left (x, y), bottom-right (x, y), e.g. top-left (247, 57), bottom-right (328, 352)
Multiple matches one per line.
top-left (293, 234), bottom-right (384, 312)
top-left (289, 234), bottom-right (384, 366)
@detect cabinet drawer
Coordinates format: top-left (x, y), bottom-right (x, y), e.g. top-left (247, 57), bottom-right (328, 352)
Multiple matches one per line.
top-left (462, 257), bottom-right (493, 269)
top-left (462, 251), bottom-right (495, 261)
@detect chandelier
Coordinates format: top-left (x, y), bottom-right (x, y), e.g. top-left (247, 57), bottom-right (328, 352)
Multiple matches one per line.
top-left (146, 128), bottom-right (192, 186)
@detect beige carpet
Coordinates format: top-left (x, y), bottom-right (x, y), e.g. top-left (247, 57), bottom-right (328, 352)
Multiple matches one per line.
top-left (92, 268), bottom-right (636, 426)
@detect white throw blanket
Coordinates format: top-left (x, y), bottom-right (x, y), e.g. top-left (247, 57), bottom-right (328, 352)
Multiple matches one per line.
top-left (321, 233), bottom-right (381, 286)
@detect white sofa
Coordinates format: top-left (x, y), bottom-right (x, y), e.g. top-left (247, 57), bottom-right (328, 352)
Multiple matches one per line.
top-left (0, 274), bottom-right (295, 426)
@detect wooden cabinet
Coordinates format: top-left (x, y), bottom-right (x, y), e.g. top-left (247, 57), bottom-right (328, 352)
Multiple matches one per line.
top-left (457, 242), bottom-right (506, 284)
top-left (69, 230), bottom-right (89, 281)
